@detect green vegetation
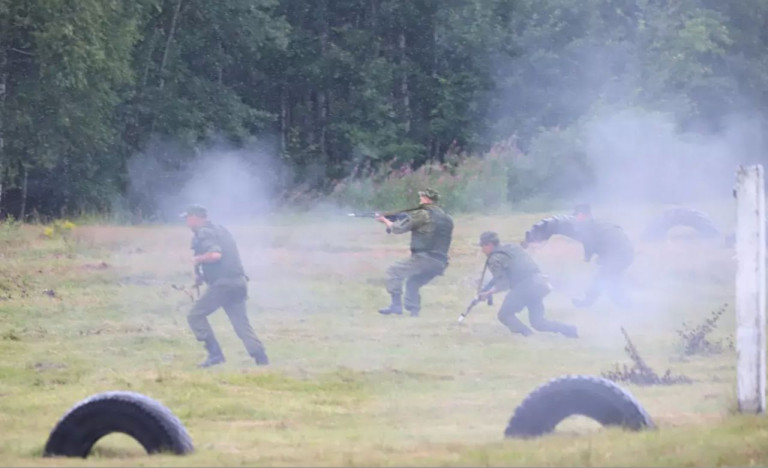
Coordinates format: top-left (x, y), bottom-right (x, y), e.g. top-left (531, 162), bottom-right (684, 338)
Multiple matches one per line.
top-left (1, 1), bottom-right (768, 218)
top-left (0, 207), bottom-right (761, 466)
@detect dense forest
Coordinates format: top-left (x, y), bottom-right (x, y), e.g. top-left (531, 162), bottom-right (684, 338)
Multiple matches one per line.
top-left (1, 0), bottom-right (767, 219)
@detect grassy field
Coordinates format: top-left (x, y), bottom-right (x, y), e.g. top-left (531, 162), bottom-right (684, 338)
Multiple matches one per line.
top-left (0, 203), bottom-right (766, 467)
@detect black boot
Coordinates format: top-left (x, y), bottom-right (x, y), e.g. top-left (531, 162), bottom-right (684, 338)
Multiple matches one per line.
top-left (198, 339), bottom-right (225, 368)
top-left (251, 348), bottom-right (270, 366)
top-left (378, 294), bottom-right (403, 315)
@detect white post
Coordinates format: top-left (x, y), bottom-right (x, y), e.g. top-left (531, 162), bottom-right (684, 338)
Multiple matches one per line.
top-left (735, 164), bottom-right (766, 414)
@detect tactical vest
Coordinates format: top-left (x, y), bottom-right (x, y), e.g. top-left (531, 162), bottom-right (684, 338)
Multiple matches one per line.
top-left (192, 223), bottom-right (246, 284)
top-left (410, 205), bottom-right (453, 261)
top-left (491, 243), bottom-right (541, 287)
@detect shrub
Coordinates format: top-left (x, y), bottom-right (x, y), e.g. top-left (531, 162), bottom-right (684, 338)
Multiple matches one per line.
top-left (329, 140), bottom-right (520, 213)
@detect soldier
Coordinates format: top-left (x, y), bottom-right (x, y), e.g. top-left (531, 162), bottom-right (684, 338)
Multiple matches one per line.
top-left (181, 204), bottom-right (269, 367)
top-left (376, 188), bottom-right (454, 317)
top-left (569, 203), bottom-right (634, 308)
top-left (477, 231), bottom-right (578, 338)
top-left (524, 203), bottom-right (634, 308)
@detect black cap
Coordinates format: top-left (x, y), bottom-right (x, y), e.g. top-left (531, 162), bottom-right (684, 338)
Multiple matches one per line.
top-left (179, 204), bottom-right (208, 218)
top-left (478, 231), bottom-right (500, 246)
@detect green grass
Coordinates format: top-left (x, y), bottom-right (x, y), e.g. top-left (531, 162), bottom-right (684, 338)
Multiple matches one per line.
top-left (0, 204), bottom-right (764, 467)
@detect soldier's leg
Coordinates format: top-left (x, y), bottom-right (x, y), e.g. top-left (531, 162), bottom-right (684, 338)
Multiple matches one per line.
top-left (187, 286), bottom-right (227, 367)
top-left (605, 254), bottom-right (633, 307)
top-left (403, 257), bottom-right (444, 316)
top-left (572, 268), bottom-right (607, 308)
top-left (604, 271), bottom-right (631, 307)
top-left (498, 290), bottom-right (533, 336)
top-left (223, 290), bottom-right (269, 366)
top-left (528, 299), bottom-right (578, 338)
top-left (381, 257), bottom-right (417, 315)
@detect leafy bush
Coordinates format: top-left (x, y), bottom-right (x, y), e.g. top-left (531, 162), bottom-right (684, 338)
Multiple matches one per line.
top-left (507, 125), bottom-right (593, 202)
top-left (329, 141), bottom-right (519, 213)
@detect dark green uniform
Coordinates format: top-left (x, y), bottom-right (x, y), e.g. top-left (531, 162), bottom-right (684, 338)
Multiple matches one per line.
top-left (188, 221), bottom-right (268, 365)
top-left (486, 244), bottom-right (577, 337)
top-left (382, 203), bottom-right (454, 316)
top-left (525, 214), bottom-right (634, 308)
top-left (571, 218), bottom-right (634, 307)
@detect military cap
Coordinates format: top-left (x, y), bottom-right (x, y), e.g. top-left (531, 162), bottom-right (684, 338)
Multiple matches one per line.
top-left (572, 203), bottom-right (592, 216)
top-left (478, 231), bottom-right (500, 246)
top-left (179, 204), bottom-right (208, 218)
top-left (418, 187), bottom-right (440, 201)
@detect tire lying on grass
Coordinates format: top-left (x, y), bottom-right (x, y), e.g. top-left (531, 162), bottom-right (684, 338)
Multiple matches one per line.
top-left (43, 391), bottom-right (194, 458)
top-left (504, 375), bottom-right (655, 439)
top-left (642, 207), bottom-right (720, 241)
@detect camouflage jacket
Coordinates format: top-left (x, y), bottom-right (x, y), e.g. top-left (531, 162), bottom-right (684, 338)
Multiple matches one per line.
top-left (390, 203), bottom-right (453, 260)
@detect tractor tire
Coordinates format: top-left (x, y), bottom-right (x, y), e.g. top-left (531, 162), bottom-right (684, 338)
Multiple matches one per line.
top-left (643, 207), bottom-right (720, 241)
top-left (43, 391), bottom-right (193, 458)
top-left (504, 375), bottom-right (655, 438)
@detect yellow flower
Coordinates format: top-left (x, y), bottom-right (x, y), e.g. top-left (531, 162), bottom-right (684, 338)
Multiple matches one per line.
top-left (43, 226), bottom-right (54, 238)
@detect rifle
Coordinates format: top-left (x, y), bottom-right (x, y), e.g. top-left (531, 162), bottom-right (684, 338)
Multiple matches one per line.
top-left (193, 263), bottom-right (204, 297)
top-left (458, 260), bottom-right (494, 323)
top-left (171, 264), bottom-right (205, 303)
top-left (347, 208), bottom-right (419, 233)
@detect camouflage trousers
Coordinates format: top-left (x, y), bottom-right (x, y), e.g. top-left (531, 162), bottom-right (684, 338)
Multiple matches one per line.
top-left (498, 274), bottom-right (576, 337)
top-left (385, 253), bottom-right (446, 312)
top-left (187, 276), bottom-right (266, 358)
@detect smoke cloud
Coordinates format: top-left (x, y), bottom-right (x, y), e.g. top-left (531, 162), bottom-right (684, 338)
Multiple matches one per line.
top-left (126, 138), bottom-right (286, 224)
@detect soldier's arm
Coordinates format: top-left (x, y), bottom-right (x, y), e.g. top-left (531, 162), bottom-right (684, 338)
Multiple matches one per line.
top-left (484, 254), bottom-right (512, 294)
top-left (194, 228), bottom-right (223, 264)
top-left (390, 209), bottom-right (428, 234)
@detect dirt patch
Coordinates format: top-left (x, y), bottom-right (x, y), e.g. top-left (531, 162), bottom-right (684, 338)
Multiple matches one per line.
top-left (80, 261), bottom-right (110, 270)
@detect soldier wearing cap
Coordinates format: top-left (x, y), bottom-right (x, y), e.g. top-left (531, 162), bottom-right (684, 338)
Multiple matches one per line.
top-left (376, 188), bottom-right (454, 317)
top-left (477, 231), bottom-right (578, 338)
top-left (181, 204), bottom-right (269, 367)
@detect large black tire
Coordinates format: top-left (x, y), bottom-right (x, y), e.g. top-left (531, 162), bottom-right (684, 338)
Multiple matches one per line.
top-left (642, 207), bottom-right (720, 241)
top-left (43, 391), bottom-right (194, 458)
top-left (504, 375), bottom-right (655, 438)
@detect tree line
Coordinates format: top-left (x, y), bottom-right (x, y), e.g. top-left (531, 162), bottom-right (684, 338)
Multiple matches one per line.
top-left (1, 0), bottom-right (767, 219)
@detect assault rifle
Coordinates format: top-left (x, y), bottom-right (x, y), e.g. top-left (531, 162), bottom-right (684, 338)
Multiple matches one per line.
top-left (347, 208), bottom-right (418, 233)
top-left (458, 261), bottom-right (494, 324)
top-left (173, 263), bottom-right (204, 302)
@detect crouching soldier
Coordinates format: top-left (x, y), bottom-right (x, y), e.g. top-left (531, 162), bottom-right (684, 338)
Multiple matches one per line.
top-left (523, 203), bottom-right (634, 309)
top-left (376, 188), bottom-right (453, 317)
top-left (478, 231), bottom-right (578, 338)
top-left (181, 204), bottom-right (269, 367)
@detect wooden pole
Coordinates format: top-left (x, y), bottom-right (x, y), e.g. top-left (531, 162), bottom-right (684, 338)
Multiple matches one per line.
top-left (735, 164), bottom-right (766, 413)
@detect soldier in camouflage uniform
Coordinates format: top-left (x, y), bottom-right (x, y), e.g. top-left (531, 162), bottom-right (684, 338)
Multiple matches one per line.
top-left (376, 188), bottom-right (454, 317)
top-left (524, 203), bottom-right (634, 308)
top-left (181, 205), bottom-right (269, 368)
top-left (478, 231), bottom-right (578, 338)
